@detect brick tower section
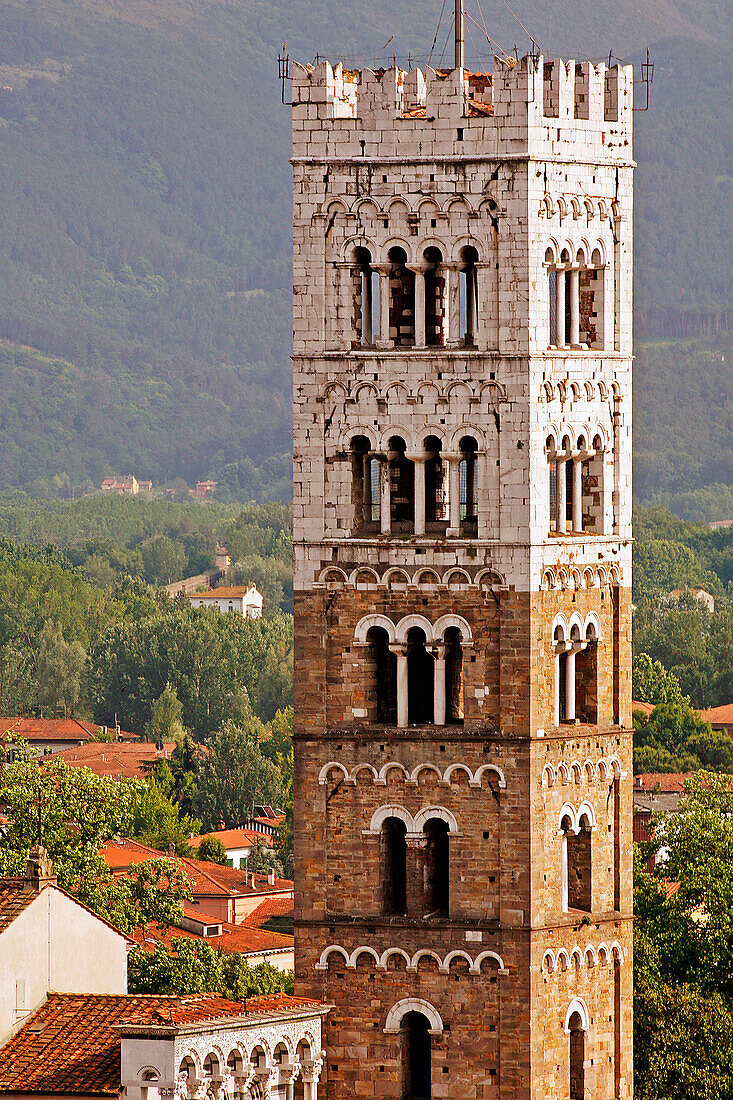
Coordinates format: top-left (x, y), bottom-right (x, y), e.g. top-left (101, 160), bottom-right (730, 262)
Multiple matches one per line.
top-left (292, 55), bottom-right (633, 1100)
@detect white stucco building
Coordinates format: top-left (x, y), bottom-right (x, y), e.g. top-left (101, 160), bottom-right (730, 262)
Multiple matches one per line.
top-left (188, 585), bottom-right (263, 618)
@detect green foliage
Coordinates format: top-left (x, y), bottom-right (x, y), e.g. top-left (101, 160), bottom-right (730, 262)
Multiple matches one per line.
top-left (145, 684), bottom-right (187, 745)
top-left (633, 653), bottom-right (687, 706)
top-left (35, 619), bottom-right (86, 716)
top-left (196, 835), bottom-right (227, 864)
top-left (90, 605), bottom-right (294, 735)
top-left (0, 748), bottom-right (190, 934)
top-left (192, 720), bottom-right (285, 833)
top-left (633, 702), bottom-right (725, 774)
top-left (246, 837), bottom-right (284, 878)
top-left (130, 775), bottom-right (199, 855)
top-left (128, 939), bottom-right (293, 999)
top-left (633, 600), bottom-right (733, 708)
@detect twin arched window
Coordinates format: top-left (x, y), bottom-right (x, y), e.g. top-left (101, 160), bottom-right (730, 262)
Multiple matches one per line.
top-left (351, 434), bottom-right (478, 537)
top-left (380, 814), bottom-right (450, 919)
top-left (350, 245), bottom-right (479, 350)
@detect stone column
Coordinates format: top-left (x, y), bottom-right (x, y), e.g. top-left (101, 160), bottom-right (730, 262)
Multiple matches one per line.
top-left (556, 455), bottom-right (568, 534)
top-left (394, 645), bottom-right (409, 728)
top-left (572, 454), bottom-right (584, 533)
top-left (554, 649), bottom-right (562, 726)
top-left (555, 268), bottom-right (566, 347)
top-left (375, 265), bottom-right (391, 348)
top-left (409, 264), bottom-right (427, 348)
top-left (446, 452), bottom-right (461, 536)
top-left (409, 453), bottom-right (427, 535)
top-left (379, 456), bottom-right (391, 535)
top-left (432, 643), bottom-right (447, 726)
top-left (561, 831), bottom-right (569, 912)
top-left (447, 263), bottom-right (460, 346)
top-left (300, 1058), bottom-right (323, 1100)
top-left (565, 646), bottom-right (576, 722)
top-left (569, 266), bottom-right (580, 347)
top-left (475, 449), bottom-right (488, 538)
top-left (361, 268), bottom-right (373, 345)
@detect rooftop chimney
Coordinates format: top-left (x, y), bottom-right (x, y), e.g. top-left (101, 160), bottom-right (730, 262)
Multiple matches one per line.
top-left (268, 867), bottom-right (275, 886)
top-left (25, 846), bottom-right (57, 892)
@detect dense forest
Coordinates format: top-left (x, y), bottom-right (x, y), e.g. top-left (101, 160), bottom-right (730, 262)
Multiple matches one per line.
top-left (0, 0), bottom-right (729, 504)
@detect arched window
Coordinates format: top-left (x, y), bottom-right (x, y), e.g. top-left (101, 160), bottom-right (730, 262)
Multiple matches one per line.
top-left (554, 623), bottom-right (568, 724)
top-left (227, 1050), bottom-right (244, 1075)
top-left (389, 436), bottom-right (415, 534)
top-left (381, 816), bottom-right (407, 915)
top-left (400, 1011), bottom-right (432, 1100)
top-left (568, 1010), bottom-right (585, 1099)
top-left (366, 625), bottom-right (397, 724)
top-left (179, 1057), bottom-right (195, 1080)
top-left (203, 1053), bottom-right (220, 1077)
top-left (423, 818), bottom-right (449, 916)
top-left (423, 247), bottom-right (446, 346)
top-left (407, 626), bottom-right (434, 724)
top-left (546, 247), bottom-right (558, 346)
top-left (458, 246), bottom-right (479, 346)
top-left (458, 436), bottom-right (478, 536)
top-left (351, 246), bottom-right (379, 346)
top-left (444, 627), bottom-right (464, 724)
top-left (424, 435), bottom-right (447, 530)
top-left (567, 811), bottom-right (592, 912)
top-left (575, 622), bottom-right (598, 723)
top-left (579, 248), bottom-right (605, 349)
top-left (388, 247), bottom-right (415, 347)
top-left (351, 436), bottom-right (379, 534)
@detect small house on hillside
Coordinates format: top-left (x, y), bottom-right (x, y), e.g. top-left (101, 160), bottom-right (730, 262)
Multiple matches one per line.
top-left (187, 584), bottom-right (263, 619)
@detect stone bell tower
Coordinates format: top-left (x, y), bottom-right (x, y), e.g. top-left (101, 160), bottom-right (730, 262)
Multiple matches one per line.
top-left (291, 33), bottom-right (634, 1100)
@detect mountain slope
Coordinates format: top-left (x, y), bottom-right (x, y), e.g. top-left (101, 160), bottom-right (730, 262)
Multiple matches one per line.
top-left (0, 0), bottom-right (729, 498)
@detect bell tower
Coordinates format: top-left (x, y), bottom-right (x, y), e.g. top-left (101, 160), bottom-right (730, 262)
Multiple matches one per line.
top-left (291, 43), bottom-right (634, 1100)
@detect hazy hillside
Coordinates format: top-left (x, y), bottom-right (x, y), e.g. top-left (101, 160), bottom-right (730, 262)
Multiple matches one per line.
top-left (0, 0), bottom-right (729, 501)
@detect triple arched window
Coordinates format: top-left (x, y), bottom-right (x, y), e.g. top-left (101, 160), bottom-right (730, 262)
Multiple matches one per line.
top-left (351, 434), bottom-right (478, 537)
top-left (552, 614), bottom-right (600, 725)
top-left (348, 244), bottom-right (480, 350)
top-left (545, 430), bottom-right (607, 536)
top-left (545, 244), bottom-right (609, 350)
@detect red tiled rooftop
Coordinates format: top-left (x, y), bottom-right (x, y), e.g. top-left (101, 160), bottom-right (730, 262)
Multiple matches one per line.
top-left (190, 827), bottom-right (273, 850)
top-left (634, 773), bottom-right (693, 792)
top-left (132, 916), bottom-right (293, 957)
top-left (0, 882), bottom-right (37, 934)
top-left (244, 896), bottom-right (295, 926)
top-left (631, 700), bottom-right (655, 716)
top-left (0, 717), bottom-right (137, 743)
top-left (0, 992), bottom-right (319, 1093)
top-left (699, 703), bottom-right (733, 724)
top-left (45, 741), bottom-right (174, 780)
top-left (190, 587), bottom-right (254, 599)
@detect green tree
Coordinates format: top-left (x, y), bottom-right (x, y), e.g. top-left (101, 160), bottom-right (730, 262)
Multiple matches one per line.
top-left (247, 837), bottom-right (284, 877)
top-left (634, 702), bottom-right (717, 773)
top-left (0, 748), bottom-right (190, 934)
top-left (145, 683), bottom-right (187, 745)
top-left (128, 939), bottom-right (293, 998)
top-left (197, 835), bottom-right (227, 864)
top-left (35, 619), bottom-right (87, 717)
top-left (633, 653), bottom-right (687, 706)
top-left (130, 775), bottom-right (199, 855)
top-left (255, 638), bottom-right (293, 720)
top-left (192, 719), bottom-right (284, 832)
top-left (140, 535), bottom-right (186, 586)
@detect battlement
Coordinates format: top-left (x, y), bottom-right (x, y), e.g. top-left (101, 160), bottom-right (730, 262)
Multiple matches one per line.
top-left (292, 54), bottom-right (632, 162)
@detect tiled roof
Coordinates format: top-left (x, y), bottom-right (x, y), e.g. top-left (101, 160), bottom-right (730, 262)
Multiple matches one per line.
top-left (0, 717), bottom-right (137, 743)
top-left (190, 828), bottom-right (273, 850)
top-left (244, 896), bottom-right (295, 926)
top-left (0, 993), bottom-right (323, 1092)
top-left (189, 589), bottom-right (258, 598)
top-left (102, 839), bottom-right (294, 898)
top-left (132, 917), bottom-right (293, 957)
top-left (631, 700), bottom-right (655, 715)
top-left (0, 883), bottom-right (37, 934)
top-left (634, 773), bottom-right (693, 792)
top-left (699, 703), bottom-right (733, 724)
top-left (44, 741), bottom-right (175, 780)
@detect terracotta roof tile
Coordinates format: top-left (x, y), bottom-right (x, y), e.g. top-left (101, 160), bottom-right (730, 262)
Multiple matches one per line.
top-left (132, 918), bottom-right (293, 957)
top-left (244, 896), bottom-right (295, 926)
top-left (635, 773), bottom-right (694, 792)
top-left (0, 993), bottom-right (324, 1092)
top-left (0, 883), bottom-right (37, 933)
top-left (699, 703), bottom-right (733, 724)
top-left (45, 742), bottom-right (175, 780)
top-left (190, 828), bottom-right (273, 850)
top-left (0, 718), bottom-right (136, 743)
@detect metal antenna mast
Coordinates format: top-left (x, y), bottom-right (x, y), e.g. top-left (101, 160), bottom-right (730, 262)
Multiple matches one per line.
top-left (455, 0), bottom-right (465, 69)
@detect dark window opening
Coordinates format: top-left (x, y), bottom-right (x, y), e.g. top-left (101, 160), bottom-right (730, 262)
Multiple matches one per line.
top-left (459, 436), bottom-right (478, 536)
top-left (424, 247), bottom-right (446, 347)
top-left (575, 631), bottom-right (598, 724)
top-left (351, 436), bottom-right (379, 534)
top-left (567, 819), bottom-right (592, 912)
top-left (389, 436), bottom-right (415, 534)
top-left (407, 626), bottom-right (434, 725)
top-left (351, 246), bottom-right (379, 347)
top-left (444, 627), bottom-right (464, 724)
top-left (381, 817), bottom-right (407, 915)
top-left (458, 246), bottom-right (479, 346)
top-left (388, 247), bottom-right (415, 347)
top-left (424, 435), bottom-right (447, 532)
top-left (400, 1012), bottom-right (431, 1100)
top-left (558, 649), bottom-right (568, 723)
top-left (366, 626), bottom-right (397, 724)
top-left (423, 818), bottom-right (449, 916)
top-left (613, 777), bottom-right (621, 911)
top-left (569, 1012), bottom-right (585, 1100)
top-left (614, 959), bottom-right (622, 1094)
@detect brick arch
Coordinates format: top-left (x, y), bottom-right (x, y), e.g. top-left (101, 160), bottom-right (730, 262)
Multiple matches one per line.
top-left (542, 949), bottom-right (556, 973)
top-left (350, 763), bottom-right (379, 784)
top-left (433, 612), bottom-right (472, 640)
top-left (348, 946), bottom-right (380, 970)
top-left (472, 950), bottom-right (507, 973)
top-left (354, 613), bottom-right (396, 644)
top-left (378, 761), bottom-right (410, 784)
top-left (411, 762), bottom-right (443, 784)
top-left (395, 614), bottom-right (434, 644)
top-left (315, 945), bottom-right (350, 971)
top-left (318, 761), bottom-right (348, 785)
top-left (443, 949), bottom-right (474, 973)
top-left (473, 764), bottom-right (507, 789)
top-left (413, 806), bottom-right (459, 833)
top-left (368, 804), bottom-right (414, 833)
top-left (412, 949), bottom-right (443, 972)
top-left (380, 947), bottom-right (411, 970)
top-left (442, 762), bottom-right (473, 786)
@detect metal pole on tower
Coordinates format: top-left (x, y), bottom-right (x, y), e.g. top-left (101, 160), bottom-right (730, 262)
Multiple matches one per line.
top-left (455, 0), bottom-right (465, 69)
